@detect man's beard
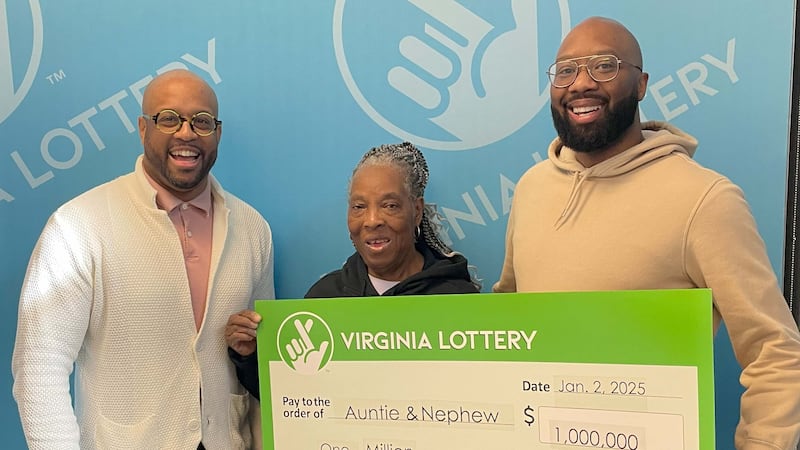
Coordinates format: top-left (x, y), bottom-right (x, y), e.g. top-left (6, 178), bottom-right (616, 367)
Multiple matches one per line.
top-left (143, 136), bottom-right (216, 192)
top-left (551, 90), bottom-right (639, 153)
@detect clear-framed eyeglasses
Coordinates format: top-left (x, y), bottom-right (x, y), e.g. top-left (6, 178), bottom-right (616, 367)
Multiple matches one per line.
top-left (547, 54), bottom-right (643, 88)
top-left (143, 109), bottom-right (221, 136)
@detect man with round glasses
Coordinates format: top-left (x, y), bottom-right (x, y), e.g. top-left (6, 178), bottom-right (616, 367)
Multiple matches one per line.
top-left (144, 109), bottom-right (222, 136)
top-left (494, 16), bottom-right (800, 449)
top-left (12, 69), bottom-right (274, 449)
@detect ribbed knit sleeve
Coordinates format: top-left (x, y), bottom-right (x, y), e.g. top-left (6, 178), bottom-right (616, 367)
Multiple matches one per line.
top-left (12, 208), bottom-right (97, 449)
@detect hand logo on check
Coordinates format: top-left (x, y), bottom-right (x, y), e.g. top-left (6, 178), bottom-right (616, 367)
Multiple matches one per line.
top-left (278, 312), bottom-right (334, 374)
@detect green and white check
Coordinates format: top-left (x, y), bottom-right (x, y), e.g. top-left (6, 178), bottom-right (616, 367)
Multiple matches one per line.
top-left (256, 289), bottom-right (715, 450)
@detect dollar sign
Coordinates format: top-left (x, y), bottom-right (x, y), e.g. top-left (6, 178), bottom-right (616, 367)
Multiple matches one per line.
top-left (523, 405), bottom-right (535, 426)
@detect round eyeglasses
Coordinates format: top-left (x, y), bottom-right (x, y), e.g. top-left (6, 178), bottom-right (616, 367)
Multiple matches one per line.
top-left (547, 54), bottom-right (642, 88)
top-left (143, 109), bottom-right (221, 136)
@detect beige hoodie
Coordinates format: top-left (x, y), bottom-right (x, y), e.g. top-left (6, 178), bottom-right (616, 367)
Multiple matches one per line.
top-left (495, 121), bottom-right (800, 449)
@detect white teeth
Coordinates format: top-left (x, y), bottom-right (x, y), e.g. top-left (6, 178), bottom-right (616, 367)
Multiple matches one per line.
top-left (572, 105), bottom-right (600, 114)
top-left (171, 150), bottom-right (198, 157)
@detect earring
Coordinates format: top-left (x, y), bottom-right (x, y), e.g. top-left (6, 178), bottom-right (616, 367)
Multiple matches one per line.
top-left (414, 226), bottom-right (421, 241)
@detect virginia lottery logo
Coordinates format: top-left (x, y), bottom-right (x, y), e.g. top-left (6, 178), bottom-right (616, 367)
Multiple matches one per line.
top-left (333, 0), bottom-right (571, 150)
top-left (0, 0), bottom-right (44, 124)
top-left (277, 312), bottom-right (334, 374)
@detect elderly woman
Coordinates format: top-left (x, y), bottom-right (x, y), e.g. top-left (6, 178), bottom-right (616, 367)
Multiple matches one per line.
top-left (225, 142), bottom-right (479, 398)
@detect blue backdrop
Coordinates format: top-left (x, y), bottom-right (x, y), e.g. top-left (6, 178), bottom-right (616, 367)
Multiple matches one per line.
top-left (0, 1), bottom-right (794, 448)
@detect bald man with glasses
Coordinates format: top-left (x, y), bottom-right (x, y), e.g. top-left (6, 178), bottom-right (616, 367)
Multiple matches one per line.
top-left (495, 16), bottom-right (800, 450)
top-left (12, 69), bottom-right (274, 449)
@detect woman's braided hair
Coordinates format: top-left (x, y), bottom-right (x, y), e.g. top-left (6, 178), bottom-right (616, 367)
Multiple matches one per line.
top-left (352, 142), bottom-right (455, 257)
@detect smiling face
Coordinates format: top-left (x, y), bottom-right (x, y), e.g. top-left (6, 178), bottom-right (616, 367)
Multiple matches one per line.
top-left (347, 163), bottom-right (424, 281)
top-left (549, 17), bottom-right (648, 165)
top-left (137, 70), bottom-right (221, 201)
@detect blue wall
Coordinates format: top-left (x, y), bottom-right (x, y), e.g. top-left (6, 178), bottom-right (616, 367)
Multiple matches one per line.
top-left (0, 1), bottom-right (793, 448)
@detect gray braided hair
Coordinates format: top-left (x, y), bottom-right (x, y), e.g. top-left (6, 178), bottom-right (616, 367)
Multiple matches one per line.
top-left (352, 142), bottom-right (454, 257)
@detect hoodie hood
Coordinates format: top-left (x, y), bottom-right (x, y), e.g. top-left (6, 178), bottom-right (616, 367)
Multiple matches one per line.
top-left (549, 121), bottom-right (698, 176)
top-left (548, 121), bottom-right (698, 228)
top-left (305, 240), bottom-right (478, 298)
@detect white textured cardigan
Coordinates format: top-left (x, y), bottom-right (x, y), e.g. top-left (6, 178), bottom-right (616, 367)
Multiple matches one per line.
top-left (12, 156), bottom-right (275, 449)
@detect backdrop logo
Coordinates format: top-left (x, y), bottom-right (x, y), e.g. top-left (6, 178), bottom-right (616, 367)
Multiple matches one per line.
top-left (0, 0), bottom-right (43, 125)
top-left (333, 0), bottom-right (570, 151)
top-left (277, 312), bottom-right (334, 374)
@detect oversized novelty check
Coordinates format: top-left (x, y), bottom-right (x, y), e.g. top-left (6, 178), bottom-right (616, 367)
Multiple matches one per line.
top-left (255, 290), bottom-right (714, 449)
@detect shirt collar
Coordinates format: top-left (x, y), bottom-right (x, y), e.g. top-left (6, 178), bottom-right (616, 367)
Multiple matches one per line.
top-left (143, 170), bottom-right (212, 215)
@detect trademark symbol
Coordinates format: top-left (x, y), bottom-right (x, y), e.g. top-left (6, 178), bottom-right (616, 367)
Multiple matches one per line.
top-left (45, 69), bottom-right (66, 85)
